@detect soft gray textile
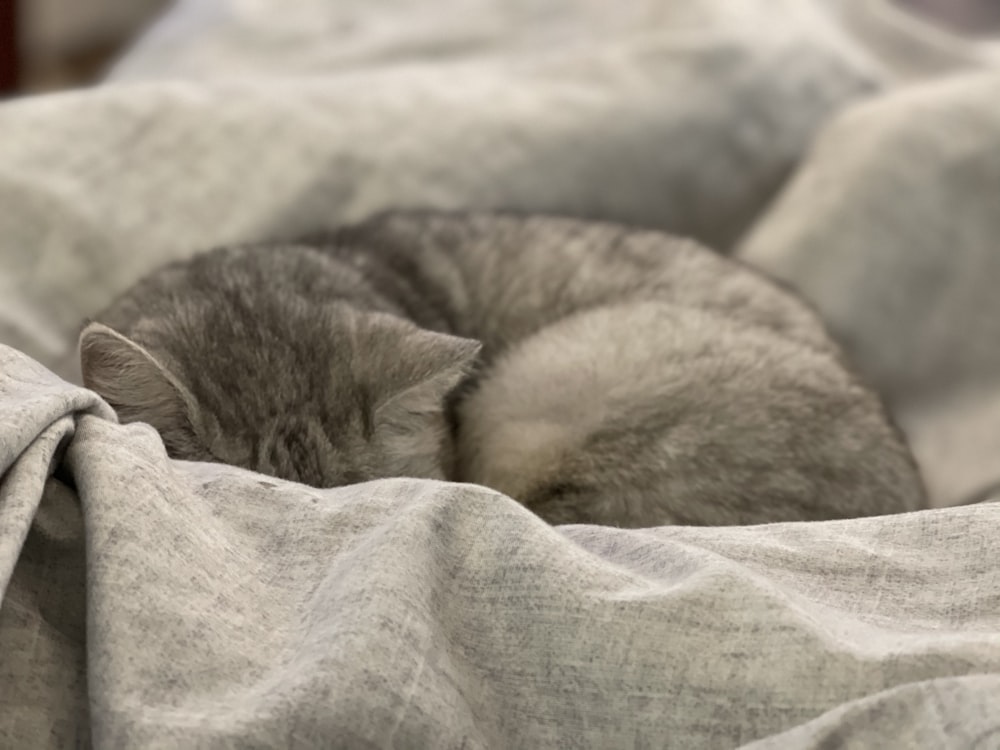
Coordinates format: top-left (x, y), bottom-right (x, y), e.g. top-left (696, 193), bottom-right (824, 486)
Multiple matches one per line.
top-left (3, 0), bottom-right (1000, 747)
top-left (3, 345), bottom-right (1000, 748)
top-left (738, 73), bottom-right (1000, 507)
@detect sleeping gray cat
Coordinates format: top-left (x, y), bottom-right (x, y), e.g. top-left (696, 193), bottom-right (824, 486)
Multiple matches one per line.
top-left (79, 212), bottom-right (927, 526)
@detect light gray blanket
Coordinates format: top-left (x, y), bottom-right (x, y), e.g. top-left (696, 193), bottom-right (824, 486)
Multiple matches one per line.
top-left (2, 1), bottom-right (1000, 747)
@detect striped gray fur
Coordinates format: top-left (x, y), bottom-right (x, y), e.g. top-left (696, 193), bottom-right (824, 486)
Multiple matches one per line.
top-left (80, 212), bottom-right (926, 526)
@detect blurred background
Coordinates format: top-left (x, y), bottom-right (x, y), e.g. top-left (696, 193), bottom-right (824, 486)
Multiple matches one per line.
top-left (1, 0), bottom-right (1000, 95)
top-left (1, 0), bottom-right (171, 93)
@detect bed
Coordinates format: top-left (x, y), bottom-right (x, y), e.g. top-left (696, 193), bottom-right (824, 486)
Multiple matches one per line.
top-left (2, 0), bottom-right (1000, 747)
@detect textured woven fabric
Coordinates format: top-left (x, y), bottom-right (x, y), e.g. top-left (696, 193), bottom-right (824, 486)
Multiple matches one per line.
top-left (2, 345), bottom-right (999, 748)
top-left (2, 0), bottom-right (999, 747)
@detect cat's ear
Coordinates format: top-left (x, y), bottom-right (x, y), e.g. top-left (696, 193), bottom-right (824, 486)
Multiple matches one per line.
top-left (371, 328), bottom-right (480, 478)
top-left (79, 322), bottom-right (200, 452)
top-left (374, 329), bottom-right (482, 421)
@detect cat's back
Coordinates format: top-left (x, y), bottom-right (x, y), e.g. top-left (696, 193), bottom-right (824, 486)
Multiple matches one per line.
top-left (332, 211), bottom-right (835, 356)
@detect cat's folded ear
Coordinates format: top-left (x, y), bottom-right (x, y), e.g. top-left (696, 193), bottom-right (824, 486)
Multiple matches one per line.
top-left (78, 322), bottom-right (200, 453)
top-left (371, 327), bottom-right (481, 478)
top-left (374, 328), bottom-right (482, 421)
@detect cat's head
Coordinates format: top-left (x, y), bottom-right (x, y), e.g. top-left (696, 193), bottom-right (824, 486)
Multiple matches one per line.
top-left (78, 308), bottom-right (481, 488)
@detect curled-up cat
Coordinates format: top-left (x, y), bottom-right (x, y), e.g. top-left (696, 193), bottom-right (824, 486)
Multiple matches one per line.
top-left (79, 212), bottom-right (927, 526)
